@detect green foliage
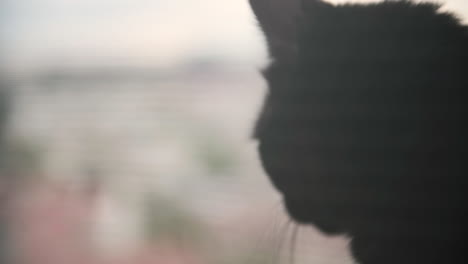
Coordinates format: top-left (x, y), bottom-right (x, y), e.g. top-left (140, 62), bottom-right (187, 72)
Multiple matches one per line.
top-left (0, 139), bottom-right (44, 183)
top-left (0, 87), bottom-right (8, 167)
top-left (142, 194), bottom-right (205, 245)
top-left (194, 138), bottom-right (237, 176)
top-left (215, 248), bottom-right (277, 264)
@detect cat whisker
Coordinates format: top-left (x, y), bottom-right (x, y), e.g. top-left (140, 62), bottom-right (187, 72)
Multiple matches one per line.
top-left (246, 200), bottom-right (284, 264)
top-left (272, 218), bottom-right (291, 264)
top-left (288, 223), bottom-right (299, 264)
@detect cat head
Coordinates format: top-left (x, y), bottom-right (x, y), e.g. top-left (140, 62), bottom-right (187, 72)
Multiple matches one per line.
top-left (251, 0), bottom-right (468, 262)
top-left (251, 0), bottom-right (468, 244)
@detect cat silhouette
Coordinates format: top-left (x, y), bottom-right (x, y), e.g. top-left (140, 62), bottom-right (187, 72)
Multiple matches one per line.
top-left (250, 0), bottom-right (468, 263)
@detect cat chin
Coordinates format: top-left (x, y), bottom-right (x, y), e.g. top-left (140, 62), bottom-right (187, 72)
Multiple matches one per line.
top-left (283, 196), bottom-right (347, 235)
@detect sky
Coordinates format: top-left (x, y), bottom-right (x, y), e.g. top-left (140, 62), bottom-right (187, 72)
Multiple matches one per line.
top-left (2, 0), bottom-right (468, 72)
top-left (1, 0), bottom-right (266, 71)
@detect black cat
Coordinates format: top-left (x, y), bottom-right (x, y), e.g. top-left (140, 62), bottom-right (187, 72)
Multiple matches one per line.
top-left (250, 0), bottom-right (468, 263)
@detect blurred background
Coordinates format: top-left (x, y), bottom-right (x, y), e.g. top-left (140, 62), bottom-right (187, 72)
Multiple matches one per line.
top-left (0, 0), bottom-right (467, 263)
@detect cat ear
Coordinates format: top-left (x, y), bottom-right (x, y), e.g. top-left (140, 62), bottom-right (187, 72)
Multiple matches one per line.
top-left (249, 0), bottom-right (304, 63)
